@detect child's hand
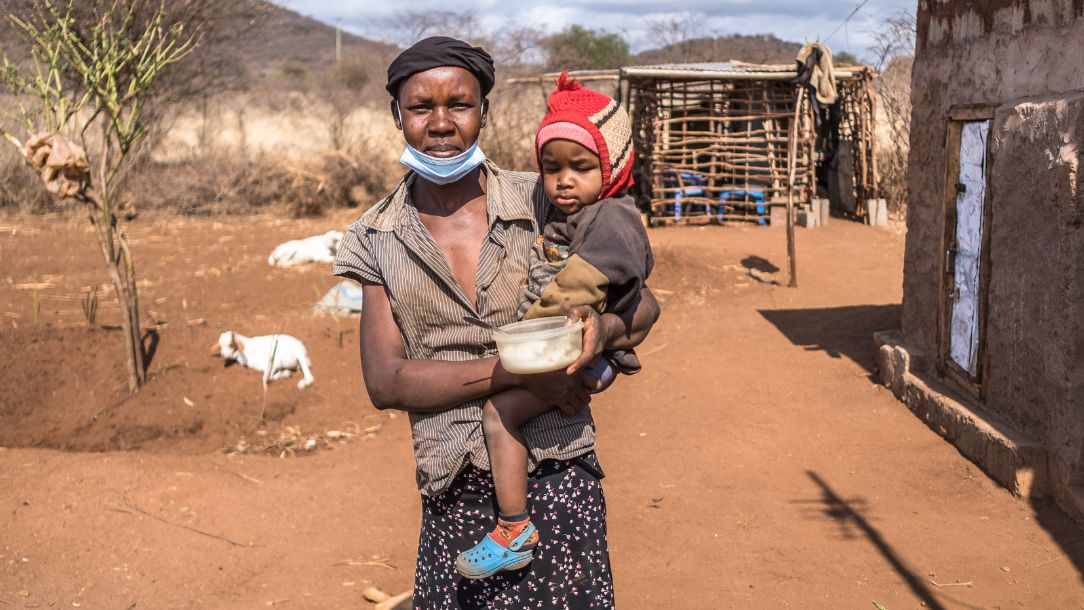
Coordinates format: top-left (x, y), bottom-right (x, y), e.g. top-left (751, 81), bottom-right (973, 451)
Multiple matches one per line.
top-left (564, 306), bottom-right (605, 375)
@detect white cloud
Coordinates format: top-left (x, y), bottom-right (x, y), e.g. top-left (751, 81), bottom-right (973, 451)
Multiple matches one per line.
top-left (273, 0), bottom-right (914, 60)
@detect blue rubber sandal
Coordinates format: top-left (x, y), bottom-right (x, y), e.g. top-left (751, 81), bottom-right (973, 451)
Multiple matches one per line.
top-left (455, 522), bottom-right (538, 580)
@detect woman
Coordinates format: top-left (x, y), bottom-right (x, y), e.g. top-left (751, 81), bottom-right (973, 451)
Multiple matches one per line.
top-left (333, 36), bottom-right (659, 609)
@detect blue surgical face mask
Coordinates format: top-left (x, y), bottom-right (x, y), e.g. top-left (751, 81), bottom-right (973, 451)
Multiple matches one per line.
top-left (396, 101), bottom-right (487, 185)
top-left (399, 140), bottom-right (486, 185)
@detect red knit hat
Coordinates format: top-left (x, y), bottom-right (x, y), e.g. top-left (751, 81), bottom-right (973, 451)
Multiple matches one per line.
top-left (535, 71), bottom-right (635, 201)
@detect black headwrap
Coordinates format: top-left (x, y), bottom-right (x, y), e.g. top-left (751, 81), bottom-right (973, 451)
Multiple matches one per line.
top-left (385, 36), bottom-right (496, 99)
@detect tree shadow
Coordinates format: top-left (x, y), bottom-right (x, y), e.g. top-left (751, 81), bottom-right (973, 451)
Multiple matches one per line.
top-left (796, 471), bottom-right (957, 610)
top-left (741, 255), bottom-right (781, 285)
top-left (758, 304), bottom-right (902, 374)
top-left (142, 328), bottom-right (160, 370)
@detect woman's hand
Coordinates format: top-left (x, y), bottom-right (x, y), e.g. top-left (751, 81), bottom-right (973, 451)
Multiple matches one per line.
top-left (564, 306), bottom-right (606, 375)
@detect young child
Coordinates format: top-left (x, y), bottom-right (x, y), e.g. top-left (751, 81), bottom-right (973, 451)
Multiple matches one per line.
top-left (456, 73), bottom-right (654, 579)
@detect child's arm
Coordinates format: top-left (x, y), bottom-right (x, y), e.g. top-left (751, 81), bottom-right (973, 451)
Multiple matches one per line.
top-left (522, 254), bottom-right (609, 320)
top-left (569, 196), bottom-right (653, 315)
top-left (524, 196), bottom-right (652, 321)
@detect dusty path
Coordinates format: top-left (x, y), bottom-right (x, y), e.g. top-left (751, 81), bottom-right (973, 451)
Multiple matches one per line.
top-left (1, 213), bottom-right (1082, 608)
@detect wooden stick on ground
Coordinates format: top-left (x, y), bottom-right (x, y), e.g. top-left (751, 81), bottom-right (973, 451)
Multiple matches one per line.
top-left (1036, 556), bottom-right (1063, 568)
top-left (107, 495), bottom-right (255, 548)
top-left (929, 579), bottom-right (974, 588)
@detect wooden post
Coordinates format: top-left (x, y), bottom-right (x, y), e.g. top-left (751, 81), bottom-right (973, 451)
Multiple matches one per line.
top-left (785, 87), bottom-right (805, 288)
top-left (335, 21), bottom-right (342, 63)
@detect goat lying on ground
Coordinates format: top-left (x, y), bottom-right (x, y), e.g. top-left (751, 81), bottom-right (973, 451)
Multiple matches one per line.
top-left (267, 230), bottom-right (342, 267)
top-left (213, 331), bottom-right (314, 389)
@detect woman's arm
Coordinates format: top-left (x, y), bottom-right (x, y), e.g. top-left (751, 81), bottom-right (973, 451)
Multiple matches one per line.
top-left (359, 281), bottom-right (589, 413)
top-left (566, 285), bottom-right (661, 374)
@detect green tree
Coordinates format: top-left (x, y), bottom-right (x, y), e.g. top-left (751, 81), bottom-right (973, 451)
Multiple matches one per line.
top-left (543, 25), bottom-right (631, 71)
top-left (0, 0), bottom-right (197, 393)
top-left (833, 50), bottom-right (859, 65)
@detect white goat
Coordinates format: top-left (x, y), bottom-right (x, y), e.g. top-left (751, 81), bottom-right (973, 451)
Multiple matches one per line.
top-left (267, 230), bottom-right (342, 267)
top-left (213, 331), bottom-right (314, 389)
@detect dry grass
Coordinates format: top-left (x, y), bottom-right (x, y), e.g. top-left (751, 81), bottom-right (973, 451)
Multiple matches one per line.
top-left (3, 83), bottom-right (536, 218)
top-left (482, 83), bottom-right (548, 172)
top-left (228, 422), bottom-right (377, 458)
top-left (116, 151), bottom-right (398, 217)
top-left (0, 146), bottom-right (55, 212)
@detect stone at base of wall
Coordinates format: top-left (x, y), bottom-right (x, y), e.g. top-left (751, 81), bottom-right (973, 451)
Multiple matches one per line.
top-left (814, 198), bottom-right (829, 226)
top-left (797, 210), bottom-right (817, 228)
top-left (769, 205), bottom-right (787, 228)
top-left (866, 199), bottom-right (889, 227)
top-left (874, 331), bottom-right (1084, 527)
top-left (873, 332), bottom-right (1045, 492)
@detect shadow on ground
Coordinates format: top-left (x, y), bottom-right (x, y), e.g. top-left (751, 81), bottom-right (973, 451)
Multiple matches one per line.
top-left (741, 255), bottom-right (781, 285)
top-left (758, 304), bottom-right (902, 374)
top-left (1030, 496), bottom-right (1084, 585)
top-left (797, 471), bottom-right (984, 610)
top-left (766, 305), bottom-right (1084, 587)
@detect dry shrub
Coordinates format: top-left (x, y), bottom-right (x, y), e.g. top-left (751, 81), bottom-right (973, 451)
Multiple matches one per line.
top-left (875, 56), bottom-right (913, 216)
top-left (866, 10), bottom-right (915, 217)
top-left (0, 146), bottom-right (54, 212)
top-left (482, 84), bottom-right (546, 172)
top-left (123, 149), bottom-right (399, 217)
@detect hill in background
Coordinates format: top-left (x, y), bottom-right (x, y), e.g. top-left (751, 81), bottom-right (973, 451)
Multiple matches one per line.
top-left (238, 5), bottom-right (809, 79)
top-left (635, 34), bottom-right (804, 66)
top-left (238, 2), bottom-right (399, 78)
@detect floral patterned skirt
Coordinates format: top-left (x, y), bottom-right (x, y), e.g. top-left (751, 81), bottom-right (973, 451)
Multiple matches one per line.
top-left (413, 452), bottom-right (614, 610)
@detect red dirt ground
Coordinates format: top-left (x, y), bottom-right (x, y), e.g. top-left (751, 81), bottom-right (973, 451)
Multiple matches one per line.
top-left (1, 211), bottom-right (1082, 609)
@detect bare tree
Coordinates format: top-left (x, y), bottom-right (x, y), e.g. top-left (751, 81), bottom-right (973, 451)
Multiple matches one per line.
top-left (489, 24), bottom-right (545, 67)
top-left (382, 10), bottom-right (486, 47)
top-left (320, 59), bottom-right (371, 151)
top-left (866, 9), bottom-right (915, 215)
top-left (1, 0), bottom-right (199, 393)
top-left (377, 10), bottom-right (545, 67)
top-left (645, 11), bottom-right (705, 63)
top-left (867, 9), bottom-right (916, 71)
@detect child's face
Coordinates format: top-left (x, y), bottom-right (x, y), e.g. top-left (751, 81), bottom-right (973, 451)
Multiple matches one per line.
top-left (540, 139), bottom-right (603, 215)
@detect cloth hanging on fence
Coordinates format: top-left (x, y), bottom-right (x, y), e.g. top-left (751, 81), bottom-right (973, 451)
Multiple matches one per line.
top-left (24, 133), bottom-right (89, 199)
top-left (795, 43), bottom-right (839, 105)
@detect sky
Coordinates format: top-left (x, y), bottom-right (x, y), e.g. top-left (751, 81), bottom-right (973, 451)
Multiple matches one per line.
top-left (273, 0), bottom-right (915, 61)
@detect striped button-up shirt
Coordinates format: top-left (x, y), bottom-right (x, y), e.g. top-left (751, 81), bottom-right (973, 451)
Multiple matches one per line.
top-left (332, 160), bottom-right (596, 496)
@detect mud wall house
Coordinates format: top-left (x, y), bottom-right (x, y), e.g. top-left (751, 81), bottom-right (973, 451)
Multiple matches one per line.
top-left (878, 0), bottom-right (1084, 525)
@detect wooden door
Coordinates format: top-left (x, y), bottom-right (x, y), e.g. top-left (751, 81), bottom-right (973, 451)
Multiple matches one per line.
top-left (940, 109), bottom-right (994, 395)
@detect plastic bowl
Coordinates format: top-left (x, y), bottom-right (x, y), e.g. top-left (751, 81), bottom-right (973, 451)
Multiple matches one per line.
top-left (492, 316), bottom-right (584, 374)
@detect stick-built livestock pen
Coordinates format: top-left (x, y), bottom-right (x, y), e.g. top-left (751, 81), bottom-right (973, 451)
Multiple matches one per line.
top-left (620, 61), bottom-right (878, 226)
top-left (508, 56), bottom-right (879, 286)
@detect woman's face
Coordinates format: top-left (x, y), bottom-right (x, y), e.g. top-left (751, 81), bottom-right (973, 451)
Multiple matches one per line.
top-left (393, 66), bottom-right (486, 158)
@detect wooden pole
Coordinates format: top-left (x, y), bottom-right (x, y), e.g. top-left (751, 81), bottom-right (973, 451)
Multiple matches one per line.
top-left (785, 87), bottom-right (805, 288)
top-left (335, 21), bottom-right (342, 63)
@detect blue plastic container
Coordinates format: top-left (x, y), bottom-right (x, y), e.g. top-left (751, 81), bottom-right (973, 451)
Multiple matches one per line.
top-left (662, 171), bottom-right (709, 221)
top-left (718, 189), bottom-right (767, 224)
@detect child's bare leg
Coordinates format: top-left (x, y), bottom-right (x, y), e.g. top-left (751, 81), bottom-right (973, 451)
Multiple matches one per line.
top-left (482, 388), bottom-right (553, 516)
top-left (457, 389), bottom-right (552, 578)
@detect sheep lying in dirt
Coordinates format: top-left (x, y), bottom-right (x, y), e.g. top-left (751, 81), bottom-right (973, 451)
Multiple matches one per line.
top-left (267, 230), bottom-right (342, 267)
